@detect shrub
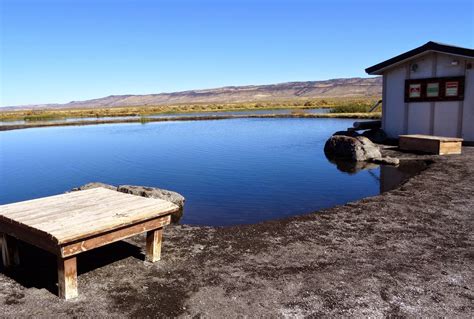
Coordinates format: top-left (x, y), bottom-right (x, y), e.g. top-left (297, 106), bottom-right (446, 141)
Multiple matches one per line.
top-left (329, 104), bottom-right (371, 113)
top-left (23, 113), bottom-right (64, 122)
top-left (139, 115), bottom-right (151, 124)
top-left (291, 109), bottom-right (307, 115)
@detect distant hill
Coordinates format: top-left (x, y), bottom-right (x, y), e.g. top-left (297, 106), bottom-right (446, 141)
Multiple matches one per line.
top-left (4, 77), bottom-right (381, 110)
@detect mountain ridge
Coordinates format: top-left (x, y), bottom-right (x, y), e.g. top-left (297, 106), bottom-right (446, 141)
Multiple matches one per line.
top-left (3, 77), bottom-right (382, 110)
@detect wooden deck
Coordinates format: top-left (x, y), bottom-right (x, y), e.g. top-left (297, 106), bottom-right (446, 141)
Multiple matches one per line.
top-left (399, 134), bottom-right (463, 155)
top-left (0, 187), bottom-right (179, 299)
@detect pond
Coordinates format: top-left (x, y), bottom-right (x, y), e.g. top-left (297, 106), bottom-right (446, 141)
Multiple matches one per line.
top-left (0, 118), bottom-right (414, 226)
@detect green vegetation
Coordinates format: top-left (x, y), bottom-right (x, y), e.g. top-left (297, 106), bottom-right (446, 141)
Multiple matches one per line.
top-left (290, 108), bottom-right (307, 115)
top-left (139, 115), bottom-right (152, 124)
top-left (23, 113), bottom-right (66, 122)
top-left (0, 96), bottom-right (380, 122)
top-left (329, 101), bottom-right (381, 113)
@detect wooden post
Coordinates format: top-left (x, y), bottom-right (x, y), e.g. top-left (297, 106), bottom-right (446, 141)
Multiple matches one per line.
top-left (57, 256), bottom-right (78, 300)
top-left (1, 234), bottom-right (20, 268)
top-left (145, 228), bottom-right (163, 263)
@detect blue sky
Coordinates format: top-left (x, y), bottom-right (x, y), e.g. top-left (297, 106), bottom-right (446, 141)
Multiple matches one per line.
top-left (1, 0), bottom-right (473, 106)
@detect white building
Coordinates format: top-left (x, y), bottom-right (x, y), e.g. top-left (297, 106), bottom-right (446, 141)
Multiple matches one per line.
top-left (366, 41), bottom-right (474, 143)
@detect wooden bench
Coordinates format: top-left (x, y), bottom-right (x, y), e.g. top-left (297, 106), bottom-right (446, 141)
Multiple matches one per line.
top-left (399, 134), bottom-right (463, 155)
top-left (0, 187), bottom-right (179, 299)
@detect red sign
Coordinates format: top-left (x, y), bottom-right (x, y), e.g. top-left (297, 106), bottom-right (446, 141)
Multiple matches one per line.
top-left (445, 81), bottom-right (459, 96)
top-left (409, 84), bottom-right (421, 98)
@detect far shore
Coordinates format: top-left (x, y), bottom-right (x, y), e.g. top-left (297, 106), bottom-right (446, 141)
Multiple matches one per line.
top-left (0, 112), bottom-right (381, 131)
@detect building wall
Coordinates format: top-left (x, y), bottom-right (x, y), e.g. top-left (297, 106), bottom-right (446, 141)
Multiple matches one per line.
top-left (462, 62), bottom-right (474, 142)
top-left (382, 52), bottom-right (474, 142)
top-left (406, 54), bottom-right (433, 135)
top-left (383, 66), bottom-right (406, 135)
top-left (435, 54), bottom-right (468, 137)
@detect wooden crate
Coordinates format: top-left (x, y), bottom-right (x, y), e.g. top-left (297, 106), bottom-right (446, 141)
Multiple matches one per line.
top-left (399, 134), bottom-right (463, 155)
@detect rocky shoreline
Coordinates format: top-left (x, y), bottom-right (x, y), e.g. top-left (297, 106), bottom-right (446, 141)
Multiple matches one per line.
top-left (0, 148), bottom-right (472, 317)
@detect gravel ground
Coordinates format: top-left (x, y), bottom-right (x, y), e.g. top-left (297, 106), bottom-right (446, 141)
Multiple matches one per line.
top-left (1, 148), bottom-right (473, 318)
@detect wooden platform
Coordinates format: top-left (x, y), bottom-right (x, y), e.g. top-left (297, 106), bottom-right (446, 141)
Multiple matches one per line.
top-left (399, 134), bottom-right (463, 155)
top-left (0, 187), bottom-right (179, 299)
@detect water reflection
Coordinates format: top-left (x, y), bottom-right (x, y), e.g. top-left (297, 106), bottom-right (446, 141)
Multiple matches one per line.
top-left (326, 158), bottom-right (379, 175)
top-left (379, 161), bottom-right (428, 193)
top-left (0, 108), bottom-right (331, 126)
top-left (327, 156), bottom-right (427, 193)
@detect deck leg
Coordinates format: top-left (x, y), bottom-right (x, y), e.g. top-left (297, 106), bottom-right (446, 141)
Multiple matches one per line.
top-left (1, 234), bottom-right (20, 268)
top-left (57, 256), bottom-right (78, 300)
top-left (145, 228), bottom-right (163, 263)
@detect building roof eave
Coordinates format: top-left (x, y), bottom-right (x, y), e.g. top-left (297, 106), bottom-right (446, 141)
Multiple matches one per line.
top-left (365, 41), bottom-right (474, 75)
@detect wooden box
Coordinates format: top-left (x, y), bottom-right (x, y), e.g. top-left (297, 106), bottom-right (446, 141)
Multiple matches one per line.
top-left (399, 134), bottom-right (463, 155)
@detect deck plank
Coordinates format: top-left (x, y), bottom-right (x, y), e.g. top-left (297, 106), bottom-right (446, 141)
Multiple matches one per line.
top-left (4, 192), bottom-right (133, 223)
top-left (21, 194), bottom-right (165, 226)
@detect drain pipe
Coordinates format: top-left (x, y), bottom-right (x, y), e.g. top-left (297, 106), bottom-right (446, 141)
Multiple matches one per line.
top-left (369, 99), bottom-right (383, 112)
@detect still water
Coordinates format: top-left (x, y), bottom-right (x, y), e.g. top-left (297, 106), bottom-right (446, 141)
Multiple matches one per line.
top-left (0, 118), bottom-right (409, 226)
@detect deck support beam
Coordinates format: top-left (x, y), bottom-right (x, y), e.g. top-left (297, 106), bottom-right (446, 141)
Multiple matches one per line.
top-left (145, 228), bottom-right (163, 262)
top-left (1, 234), bottom-right (20, 269)
top-left (58, 256), bottom-right (78, 300)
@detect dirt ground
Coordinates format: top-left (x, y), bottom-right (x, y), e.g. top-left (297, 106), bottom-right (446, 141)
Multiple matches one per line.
top-left (0, 148), bottom-right (473, 318)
